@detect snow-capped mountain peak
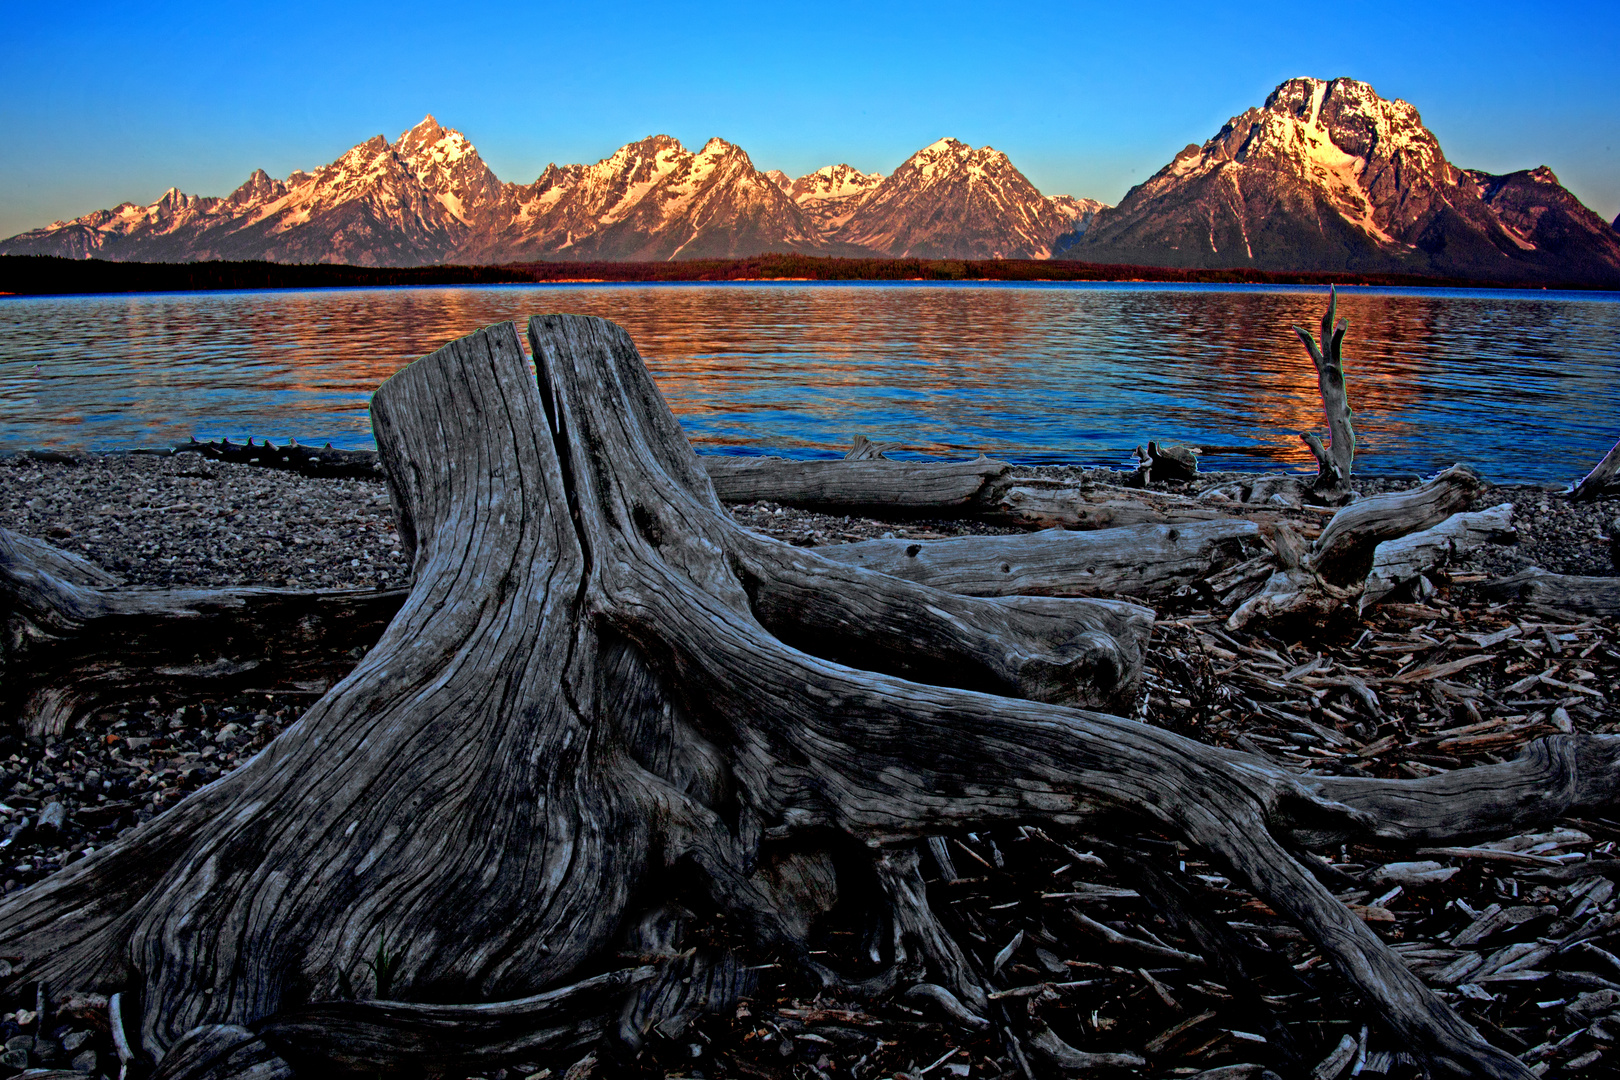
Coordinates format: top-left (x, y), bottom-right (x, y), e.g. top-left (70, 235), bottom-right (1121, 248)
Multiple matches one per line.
top-left (0, 122), bottom-right (1112, 267)
top-left (1067, 76), bottom-right (1620, 284)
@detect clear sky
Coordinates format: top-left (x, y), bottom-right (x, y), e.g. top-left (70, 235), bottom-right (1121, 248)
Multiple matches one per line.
top-left (2, 0), bottom-right (1617, 240)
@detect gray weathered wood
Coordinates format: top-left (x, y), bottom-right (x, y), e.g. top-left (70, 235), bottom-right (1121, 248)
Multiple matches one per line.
top-left (813, 519), bottom-right (1259, 599)
top-left (1362, 503), bottom-right (1516, 608)
top-left (1567, 433), bottom-right (1620, 501)
top-left (1293, 288), bottom-right (1356, 499)
top-left (1481, 567), bottom-right (1620, 616)
top-left (704, 456), bottom-right (1282, 530)
top-left (1227, 465), bottom-right (1486, 628)
top-left (702, 454), bottom-right (1008, 511)
top-left (0, 526), bottom-right (406, 737)
top-left (0, 316), bottom-right (1586, 1079)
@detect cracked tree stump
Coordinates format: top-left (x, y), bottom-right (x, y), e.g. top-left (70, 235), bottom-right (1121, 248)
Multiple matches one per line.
top-left (3, 315), bottom-right (1611, 1080)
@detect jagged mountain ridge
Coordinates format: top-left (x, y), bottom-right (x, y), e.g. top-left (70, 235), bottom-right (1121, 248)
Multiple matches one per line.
top-left (2, 122), bottom-right (1097, 265)
top-left (1065, 77), bottom-right (1620, 285)
top-left (839, 138), bottom-right (1103, 260)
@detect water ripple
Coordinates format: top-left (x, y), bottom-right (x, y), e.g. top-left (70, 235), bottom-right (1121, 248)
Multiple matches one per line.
top-left (2, 282), bottom-right (1617, 482)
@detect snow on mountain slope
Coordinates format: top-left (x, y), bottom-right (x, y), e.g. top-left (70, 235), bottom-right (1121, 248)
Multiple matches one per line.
top-left (1, 124), bottom-right (1106, 266)
top-left (835, 138), bottom-right (1084, 259)
top-left (1068, 77), bottom-right (1620, 284)
top-left (788, 164), bottom-right (884, 234)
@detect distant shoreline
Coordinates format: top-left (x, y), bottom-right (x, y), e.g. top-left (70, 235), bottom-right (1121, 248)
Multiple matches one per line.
top-left (2, 253), bottom-right (1608, 298)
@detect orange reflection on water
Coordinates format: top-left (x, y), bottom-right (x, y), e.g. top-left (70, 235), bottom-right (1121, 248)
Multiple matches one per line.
top-left (4, 283), bottom-right (1614, 482)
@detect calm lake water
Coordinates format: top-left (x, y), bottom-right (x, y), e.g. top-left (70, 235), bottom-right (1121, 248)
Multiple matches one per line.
top-left (2, 282), bottom-right (1618, 482)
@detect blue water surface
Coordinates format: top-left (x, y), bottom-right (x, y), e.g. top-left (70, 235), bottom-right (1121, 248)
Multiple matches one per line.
top-left (2, 280), bottom-right (1617, 483)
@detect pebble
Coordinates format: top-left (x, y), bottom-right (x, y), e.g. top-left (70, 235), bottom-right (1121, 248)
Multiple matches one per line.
top-left (0, 453), bottom-right (406, 590)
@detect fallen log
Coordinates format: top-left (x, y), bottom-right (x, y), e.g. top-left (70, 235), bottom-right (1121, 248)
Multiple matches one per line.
top-left (0, 316), bottom-right (1595, 1079)
top-left (814, 518), bottom-right (1260, 599)
top-left (1361, 503), bottom-right (1517, 609)
top-left (1228, 465), bottom-right (1486, 628)
top-left (1481, 568), bottom-right (1620, 617)
top-left (704, 455), bottom-right (1286, 529)
top-left (172, 437), bottom-right (383, 479)
top-left (0, 526), bottom-right (406, 737)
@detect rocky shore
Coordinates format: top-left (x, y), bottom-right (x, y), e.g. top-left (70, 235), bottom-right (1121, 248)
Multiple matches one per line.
top-left (1, 451), bottom-right (1618, 1079)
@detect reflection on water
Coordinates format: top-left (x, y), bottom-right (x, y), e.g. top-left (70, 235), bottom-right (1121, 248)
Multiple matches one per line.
top-left (1, 283), bottom-right (1617, 482)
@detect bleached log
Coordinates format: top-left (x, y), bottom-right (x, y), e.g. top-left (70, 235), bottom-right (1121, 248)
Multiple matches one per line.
top-left (1361, 503), bottom-right (1517, 608)
top-left (814, 519), bottom-right (1260, 599)
top-left (1481, 567), bottom-right (1620, 616)
top-left (1227, 465), bottom-right (1485, 628)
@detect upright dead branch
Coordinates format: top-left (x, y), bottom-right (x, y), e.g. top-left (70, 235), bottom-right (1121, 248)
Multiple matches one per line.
top-left (1293, 287), bottom-right (1356, 501)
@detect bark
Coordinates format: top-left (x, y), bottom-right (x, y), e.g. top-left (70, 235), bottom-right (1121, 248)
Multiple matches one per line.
top-left (0, 315), bottom-right (1602, 1080)
top-left (0, 526), bottom-right (405, 737)
top-left (1293, 288), bottom-right (1355, 500)
top-left (1567, 433), bottom-right (1620, 501)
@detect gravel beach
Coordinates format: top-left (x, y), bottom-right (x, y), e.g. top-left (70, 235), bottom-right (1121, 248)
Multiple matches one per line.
top-left (2, 450), bottom-right (1619, 1079)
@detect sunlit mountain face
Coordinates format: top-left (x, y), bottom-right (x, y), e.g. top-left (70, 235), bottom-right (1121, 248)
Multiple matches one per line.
top-left (1065, 77), bottom-right (1620, 286)
top-left (8, 80), bottom-right (1614, 284)
top-left (0, 120), bottom-right (1100, 266)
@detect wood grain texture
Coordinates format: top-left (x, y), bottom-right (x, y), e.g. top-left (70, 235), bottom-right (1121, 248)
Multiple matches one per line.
top-left (1362, 504), bottom-right (1516, 608)
top-left (814, 520), bottom-right (1259, 600)
top-left (1482, 567), bottom-right (1620, 616)
top-left (1293, 288), bottom-right (1356, 497)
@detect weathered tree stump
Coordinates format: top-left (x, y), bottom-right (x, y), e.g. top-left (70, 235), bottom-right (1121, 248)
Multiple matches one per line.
top-left (2, 315), bottom-right (1611, 1080)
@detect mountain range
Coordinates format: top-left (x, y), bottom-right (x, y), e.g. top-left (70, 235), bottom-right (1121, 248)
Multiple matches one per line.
top-left (0, 123), bottom-right (1101, 266)
top-left (4, 77), bottom-right (1616, 284)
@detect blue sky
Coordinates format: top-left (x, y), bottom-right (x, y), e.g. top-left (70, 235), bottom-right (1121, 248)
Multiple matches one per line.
top-left (2, 0), bottom-right (1617, 240)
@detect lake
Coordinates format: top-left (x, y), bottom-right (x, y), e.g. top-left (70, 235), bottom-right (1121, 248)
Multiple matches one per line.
top-left (2, 281), bottom-right (1617, 483)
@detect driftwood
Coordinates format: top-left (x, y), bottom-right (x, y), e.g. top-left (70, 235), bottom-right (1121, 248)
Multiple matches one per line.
top-left (1361, 503), bottom-right (1517, 608)
top-left (1293, 288), bottom-right (1356, 501)
top-left (815, 519), bottom-right (1260, 599)
top-left (1130, 441), bottom-right (1200, 484)
top-left (0, 527), bottom-right (405, 737)
top-left (173, 437), bottom-right (384, 479)
top-left (703, 456), bottom-right (1292, 530)
top-left (1482, 567), bottom-right (1620, 616)
top-left (1567, 434), bottom-right (1620, 501)
top-left (1229, 465), bottom-right (1486, 628)
top-left (1, 316), bottom-right (1610, 1080)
